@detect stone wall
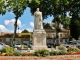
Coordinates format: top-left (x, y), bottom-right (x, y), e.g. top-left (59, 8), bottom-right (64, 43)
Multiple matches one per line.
top-left (0, 55), bottom-right (80, 60)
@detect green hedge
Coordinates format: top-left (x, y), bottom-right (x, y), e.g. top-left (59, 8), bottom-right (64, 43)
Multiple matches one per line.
top-left (34, 49), bottom-right (50, 57)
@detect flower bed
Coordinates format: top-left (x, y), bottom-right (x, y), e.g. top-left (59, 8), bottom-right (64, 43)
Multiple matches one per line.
top-left (0, 46), bottom-right (80, 56)
top-left (75, 52), bottom-right (80, 54)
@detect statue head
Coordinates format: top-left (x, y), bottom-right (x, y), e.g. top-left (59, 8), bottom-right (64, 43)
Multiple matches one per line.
top-left (36, 8), bottom-right (39, 11)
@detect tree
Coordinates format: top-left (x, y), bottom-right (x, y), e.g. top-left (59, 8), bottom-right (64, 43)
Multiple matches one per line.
top-left (70, 18), bottom-right (80, 39)
top-left (0, 0), bottom-right (6, 15)
top-left (7, 0), bottom-right (28, 46)
top-left (59, 16), bottom-right (70, 29)
top-left (21, 29), bottom-right (29, 33)
top-left (28, 0), bottom-right (69, 45)
top-left (68, 0), bottom-right (80, 39)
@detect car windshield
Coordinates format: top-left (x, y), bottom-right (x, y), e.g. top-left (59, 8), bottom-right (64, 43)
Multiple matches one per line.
top-left (66, 41), bottom-right (79, 45)
top-left (66, 42), bottom-right (72, 44)
top-left (0, 42), bottom-right (6, 45)
top-left (16, 44), bottom-right (21, 45)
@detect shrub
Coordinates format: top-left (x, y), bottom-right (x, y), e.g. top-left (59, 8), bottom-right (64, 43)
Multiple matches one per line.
top-left (13, 52), bottom-right (21, 56)
top-left (34, 49), bottom-right (41, 57)
top-left (22, 52), bottom-right (27, 56)
top-left (27, 52), bottom-right (34, 56)
top-left (59, 50), bottom-right (66, 55)
top-left (34, 49), bottom-right (50, 57)
top-left (67, 46), bottom-right (80, 52)
top-left (1, 48), bottom-right (6, 53)
top-left (58, 46), bottom-right (66, 50)
top-left (1, 47), bottom-right (14, 54)
top-left (50, 51), bottom-right (59, 55)
top-left (23, 45), bottom-right (28, 49)
top-left (67, 46), bottom-right (80, 55)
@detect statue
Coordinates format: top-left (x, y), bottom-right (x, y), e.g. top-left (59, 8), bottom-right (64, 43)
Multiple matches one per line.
top-left (34, 8), bottom-right (43, 29)
top-left (32, 8), bottom-right (47, 50)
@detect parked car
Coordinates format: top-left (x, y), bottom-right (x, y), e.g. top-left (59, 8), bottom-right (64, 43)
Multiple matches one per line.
top-left (47, 43), bottom-right (54, 48)
top-left (0, 42), bottom-right (9, 47)
top-left (0, 42), bottom-right (10, 50)
top-left (28, 42), bottom-right (32, 48)
top-left (60, 40), bottom-right (80, 48)
top-left (0, 45), bottom-right (4, 50)
top-left (14, 43), bottom-right (22, 48)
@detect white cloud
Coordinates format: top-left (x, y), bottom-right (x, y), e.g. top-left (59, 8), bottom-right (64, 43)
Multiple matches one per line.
top-left (10, 30), bottom-right (22, 33)
top-left (4, 19), bottom-right (23, 27)
top-left (0, 24), bottom-right (33, 33)
top-left (10, 11), bottom-right (14, 15)
top-left (0, 25), bottom-right (9, 32)
top-left (26, 28), bottom-right (33, 32)
top-left (30, 22), bottom-right (34, 27)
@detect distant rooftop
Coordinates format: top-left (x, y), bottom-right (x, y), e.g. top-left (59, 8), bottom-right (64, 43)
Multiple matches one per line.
top-left (43, 22), bottom-right (65, 30)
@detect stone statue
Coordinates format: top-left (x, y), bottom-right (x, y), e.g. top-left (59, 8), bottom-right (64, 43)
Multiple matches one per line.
top-left (34, 8), bottom-right (43, 29)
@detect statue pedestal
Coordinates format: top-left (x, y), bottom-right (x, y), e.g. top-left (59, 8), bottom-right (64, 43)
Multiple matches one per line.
top-left (32, 29), bottom-right (47, 50)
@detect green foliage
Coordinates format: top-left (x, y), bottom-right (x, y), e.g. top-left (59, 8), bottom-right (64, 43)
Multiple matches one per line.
top-left (70, 18), bottom-right (80, 39)
top-left (50, 51), bottom-right (59, 55)
top-left (13, 52), bottom-right (22, 56)
top-left (0, 0), bottom-right (6, 15)
top-left (58, 46), bottom-right (67, 51)
top-left (59, 50), bottom-right (66, 55)
top-left (78, 36), bottom-right (80, 40)
top-left (28, 0), bottom-right (70, 19)
top-left (1, 48), bottom-right (6, 53)
top-left (50, 50), bottom-right (66, 55)
top-left (29, 0), bottom-right (80, 39)
top-left (56, 27), bottom-right (61, 32)
top-left (1, 47), bottom-right (14, 54)
top-left (6, 0), bottom-right (28, 43)
top-left (59, 16), bottom-right (70, 29)
top-left (22, 52), bottom-right (27, 56)
top-left (67, 46), bottom-right (80, 52)
top-left (34, 49), bottom-right (50, 57)
top-left (7, 0), bottom-right (28, 17)
top-left (69, 0), bottom-right (80, 39)
top-left (23, 45), bottom-right (28, 49)
top-left (21, 29), bottom-right (29, 33)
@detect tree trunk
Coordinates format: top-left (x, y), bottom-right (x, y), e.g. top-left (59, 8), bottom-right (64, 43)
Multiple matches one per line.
top-left (12, 17), bottom-right (18, 47)
top-left (55, 20), bottom-right (59, 45)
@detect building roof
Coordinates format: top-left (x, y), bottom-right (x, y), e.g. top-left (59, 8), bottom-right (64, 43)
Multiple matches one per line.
top-left (43, 23), bottom-right (54, 29)
top-left (0, 33), bottom-right (31, 38)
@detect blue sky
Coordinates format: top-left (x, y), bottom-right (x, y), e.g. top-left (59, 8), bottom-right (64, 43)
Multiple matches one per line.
top-left (0, 7), bottom-right (53, 33)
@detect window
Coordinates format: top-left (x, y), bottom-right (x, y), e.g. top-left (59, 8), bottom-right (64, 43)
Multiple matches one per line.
top-left (65, 34), bottom-right (68, 38)
top-left (52, 34), bottom-right (55, 38)
top-left (6, 38), bottom-right (10, 42)
top-left (60, 34), bottom-right (62, 38)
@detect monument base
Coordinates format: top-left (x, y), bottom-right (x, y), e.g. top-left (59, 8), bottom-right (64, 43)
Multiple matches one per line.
top-left (32, 46), bottom-right (47, 51)
top-left (32, 29), bottom-right (47, 50)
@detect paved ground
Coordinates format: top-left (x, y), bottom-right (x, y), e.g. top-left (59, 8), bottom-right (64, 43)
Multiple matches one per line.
top-left (0, 55), bottom-right (80, 60)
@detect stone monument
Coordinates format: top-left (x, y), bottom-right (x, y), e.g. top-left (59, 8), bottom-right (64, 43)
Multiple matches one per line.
top-left (32, 8), bottom-right (47, 50)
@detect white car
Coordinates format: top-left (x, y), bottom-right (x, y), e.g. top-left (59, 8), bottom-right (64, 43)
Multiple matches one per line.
top-left (0, 45), bottom-right (4, 50)
top-left (14, 43), bottom-right (22, 48)
top-left (0, 42), bottom-right (10, 50)
top-left (0, 42), bottom-right (9, 47)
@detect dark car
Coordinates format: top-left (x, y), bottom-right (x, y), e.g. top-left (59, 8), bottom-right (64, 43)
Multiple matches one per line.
top-left (47, 43), bottom-right (54, 48)
top-left (60, 40), bottom-right (80, 48)
top-left (28, 42), bottom-right (32, 48)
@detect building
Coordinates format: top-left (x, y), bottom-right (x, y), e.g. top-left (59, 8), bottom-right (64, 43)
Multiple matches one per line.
top-left (0, 32), bottom-right (31, 46)
top-left (43, 23), bottom-right (70, 45)
top-left (0, 23), bottom-right (70, 47)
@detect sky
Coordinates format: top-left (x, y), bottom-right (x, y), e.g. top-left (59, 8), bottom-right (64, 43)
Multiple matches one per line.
top-left (0, 7), bottom-right (53, 33)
